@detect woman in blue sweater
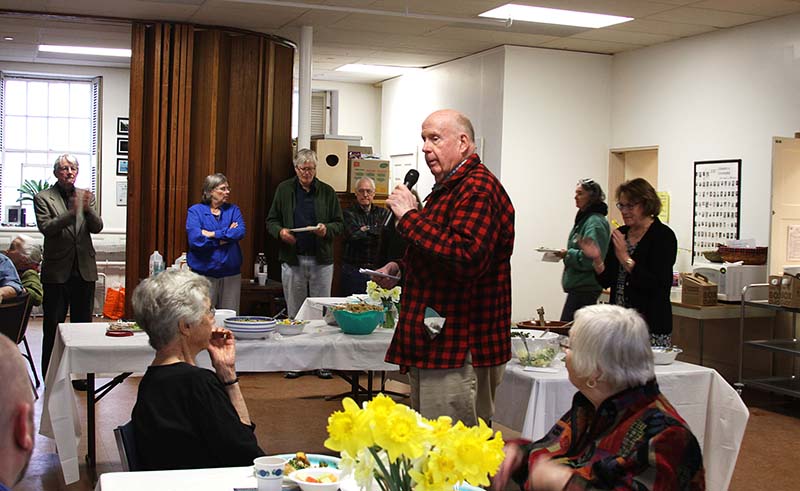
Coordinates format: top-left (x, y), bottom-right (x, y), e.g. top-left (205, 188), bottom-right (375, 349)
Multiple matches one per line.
top-left (187, 173), bottom-right (246, 311)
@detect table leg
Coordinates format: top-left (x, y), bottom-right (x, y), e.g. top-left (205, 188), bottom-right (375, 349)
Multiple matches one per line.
top-left (699, 319), bottom-right (704, 366)
top-left (87, 373), bottom-right (96, 479)
top-left (367, 371), bottom-right (374, 399)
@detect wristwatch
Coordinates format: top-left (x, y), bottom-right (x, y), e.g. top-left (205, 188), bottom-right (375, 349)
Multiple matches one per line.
top-left (624, 257), bottom-right (634, 268)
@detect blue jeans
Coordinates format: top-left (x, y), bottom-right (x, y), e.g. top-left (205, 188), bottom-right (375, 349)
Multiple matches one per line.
top-left (281, 256), bottom-right (333, 318)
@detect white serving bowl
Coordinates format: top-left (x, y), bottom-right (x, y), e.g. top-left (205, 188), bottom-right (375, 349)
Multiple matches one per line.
top-left (228, 328), bottom-right (274, 340)
top-left (276, 319), bottom-right (309, 336)
top-left (224, 316), bottom-right (276, 329)
top-left (510, 329), bottom-right (560, 367)
top-left (288, 467), bottom-right (342, 491)
top-left (652, 347), bottom-right (682, 365)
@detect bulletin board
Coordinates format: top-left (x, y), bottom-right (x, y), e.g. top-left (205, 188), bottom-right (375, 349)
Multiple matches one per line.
top-left (692, 159), bottom-right (742, 264)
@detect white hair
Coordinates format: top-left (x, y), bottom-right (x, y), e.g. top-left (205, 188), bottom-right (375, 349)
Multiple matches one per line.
top-left (131, 269), bottom-right (211, 351)
top-left (354, 177), bottom-right (375, 189)
top-left (294, 148), bottom-right (317, 168)
top-left (570, 304), bottom-right (655, 390)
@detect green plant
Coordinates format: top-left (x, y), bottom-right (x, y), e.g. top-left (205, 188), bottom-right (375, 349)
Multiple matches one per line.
top-left (16, 179), bottom-right (52, 203)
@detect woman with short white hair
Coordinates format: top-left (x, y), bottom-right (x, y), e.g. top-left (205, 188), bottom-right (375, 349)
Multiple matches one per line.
top-left (493, 304), bottom-right (705, 491)
top-left (131, 268), bottom-right (264, 470)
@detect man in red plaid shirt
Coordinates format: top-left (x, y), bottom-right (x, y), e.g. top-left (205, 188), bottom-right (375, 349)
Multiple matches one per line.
top-left (374, 109), bottom-right (514, 426)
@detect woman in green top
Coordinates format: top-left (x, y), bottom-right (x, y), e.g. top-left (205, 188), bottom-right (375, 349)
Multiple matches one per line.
top-left (557, 179), bottom-right (610, 322)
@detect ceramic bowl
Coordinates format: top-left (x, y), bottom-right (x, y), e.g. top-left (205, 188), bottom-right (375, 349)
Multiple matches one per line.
top-left (332, 309), bottom-right (384, 335)
top-left (276, 319), bottom-right (310, 337)
top-left (224, 316), bottom-right (276, 329)
top-left (288, 468), bottom-right (342, 491)
top-left (652, 347), bottom-right (682, 365)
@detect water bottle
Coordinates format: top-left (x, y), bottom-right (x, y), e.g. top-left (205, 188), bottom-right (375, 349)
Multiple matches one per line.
top-left (149, 250), bottom-right (164, 277)
top-left (255, 253), bottom-right (267, 275)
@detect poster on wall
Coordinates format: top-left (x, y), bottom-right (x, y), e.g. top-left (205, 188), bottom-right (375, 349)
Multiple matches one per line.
top-left (692, 159), bottom-right (742, 264)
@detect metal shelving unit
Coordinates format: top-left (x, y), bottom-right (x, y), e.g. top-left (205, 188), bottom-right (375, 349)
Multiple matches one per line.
top-left (737, 284), bottom-right (800, 396)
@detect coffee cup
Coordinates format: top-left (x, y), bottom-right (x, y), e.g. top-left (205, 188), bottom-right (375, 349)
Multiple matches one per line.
top-left (257, 272), bottom-right (268, 286)
top-left (254, 456), bottom-right (286, 491)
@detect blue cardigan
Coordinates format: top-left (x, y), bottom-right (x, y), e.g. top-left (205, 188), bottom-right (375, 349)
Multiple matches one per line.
top-left (186, 203), bottom-right (246, 278)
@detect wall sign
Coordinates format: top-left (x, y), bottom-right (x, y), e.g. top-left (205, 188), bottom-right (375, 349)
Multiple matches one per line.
top-left (692, 159), bottom-right (742, 264)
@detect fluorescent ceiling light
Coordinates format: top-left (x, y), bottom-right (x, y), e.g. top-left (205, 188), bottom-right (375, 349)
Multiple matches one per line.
top-left (479, 4), bottom-right (632, 28)
top-left (38, 45), bottom-right (132, 58)
top-left (336, 64), bottom-right (421, 77)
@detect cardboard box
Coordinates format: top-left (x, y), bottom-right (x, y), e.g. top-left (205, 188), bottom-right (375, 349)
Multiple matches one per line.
top-left (768, 275), bottom-right (783, 304)
top-left (350, 158), bottom-right (390, 195)
top-left (780, 273), bottom-right (800, 308)
top-left (681, 273), bottom-right (718, 306)
top-left (310, 139), bottom-right (349, 192)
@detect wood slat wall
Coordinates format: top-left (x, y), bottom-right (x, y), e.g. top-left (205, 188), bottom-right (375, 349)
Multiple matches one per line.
top-left (126, 22), bottom-right (294, 314)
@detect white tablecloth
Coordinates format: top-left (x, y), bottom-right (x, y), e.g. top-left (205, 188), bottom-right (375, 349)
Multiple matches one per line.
top-left (493, 360), bottom-right (749, 491)
top-left (40, 314), bottom-right (398, 484)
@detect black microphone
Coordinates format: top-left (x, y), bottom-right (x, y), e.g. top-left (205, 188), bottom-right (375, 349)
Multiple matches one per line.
top-left (384, 169), bottom-right (420, 227)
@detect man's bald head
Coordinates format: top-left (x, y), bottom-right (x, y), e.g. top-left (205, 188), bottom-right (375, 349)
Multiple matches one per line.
top-left (0, 335), bottom-right (35, 487)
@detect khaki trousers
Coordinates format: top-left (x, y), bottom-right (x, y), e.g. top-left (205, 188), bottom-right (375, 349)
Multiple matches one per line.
top-left (408, 354), bottom-right (506, 426)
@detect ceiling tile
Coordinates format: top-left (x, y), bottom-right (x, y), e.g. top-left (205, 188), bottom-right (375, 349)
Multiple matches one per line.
top-left (366, 0), bottom-right (511, 17)
top-left (608, 18), bottom-right (718, 37)
top-left (644, 7), bottom-right (768, 27)
top-left (45, 0), bottom-right (200, 19)
top-left (189, 3), bottom-right (303, 29)
top-left (539, 37), bottom-right (640, 54)
top-left (328, 13), bottom-right (449, 35)
top-left (571, 28), bottom-right (675, 45)
top-left (691, 0), bottom-right (800, 17)
top-left (510, 0), bottom-right (679, 18)
top-left (424, 26), bottom-right (557, 46)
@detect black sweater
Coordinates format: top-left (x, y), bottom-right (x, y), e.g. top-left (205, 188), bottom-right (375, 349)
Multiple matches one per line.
top-left (596, 218), bottom-right (677, 335)
top-left (132, 362), bottom-right (264, 470)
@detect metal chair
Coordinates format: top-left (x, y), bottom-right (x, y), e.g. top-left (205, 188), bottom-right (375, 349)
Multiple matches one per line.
top-left (0, 291), bottom-right (39, 398)
top-left (113, 420), bottom-right (140, 471)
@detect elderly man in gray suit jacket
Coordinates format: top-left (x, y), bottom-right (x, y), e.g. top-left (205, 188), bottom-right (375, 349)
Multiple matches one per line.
top-left (34, 154), bottom-right (103, 383)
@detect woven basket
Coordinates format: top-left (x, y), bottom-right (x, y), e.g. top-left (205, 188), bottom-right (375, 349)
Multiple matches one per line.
top-left (718, 246), bottom-right (768, 265)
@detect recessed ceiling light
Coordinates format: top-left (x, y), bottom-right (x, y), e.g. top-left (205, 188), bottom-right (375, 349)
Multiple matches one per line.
top-left (38, 44), bottom-right (132, 57)
top-left (3, 36), bottom-right (13, 41)
top-left (335, 64), bottom-right (421, 77)
top-left (479, 3), bottom-right (632, 29)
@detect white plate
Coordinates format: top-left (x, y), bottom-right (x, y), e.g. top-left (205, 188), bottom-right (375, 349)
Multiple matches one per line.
top-left (536, 247), bottom-right (561, 253)
top-left (274, 453), bottom-right (341, 484)
top-left (289, 225), bottom-right (320, 233)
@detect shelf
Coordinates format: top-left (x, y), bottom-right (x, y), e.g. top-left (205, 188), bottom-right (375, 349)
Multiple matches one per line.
top-left (742, 300), bottom-right (800, 314)
top-left (745, 339), bottom-right (800, 355)
top-left (742, 376), bottom-right (800, 398)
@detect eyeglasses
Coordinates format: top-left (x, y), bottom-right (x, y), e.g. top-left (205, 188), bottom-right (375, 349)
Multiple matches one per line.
top-left (208, 307), bottom-right (216, 318)
top-left (356, 189), bottom-right (375, 195)
top-left (578, 178), bottom-right (595, 186)
top-left (616, 202), bottom-right (639, 211)
top-left (57, 165), bottom-right (77, 173)
top-left (559, 337), bottom-right (571, 351)
top-left (215, 185), bottom-right (231, 192)
top-left (296, 166), bottom-right (316, 174)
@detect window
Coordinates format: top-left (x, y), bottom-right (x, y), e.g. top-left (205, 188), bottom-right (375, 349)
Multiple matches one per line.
top-left (0, 72), bottom-right (100, 226)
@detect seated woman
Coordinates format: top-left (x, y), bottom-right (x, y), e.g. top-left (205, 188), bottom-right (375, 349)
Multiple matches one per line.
top-left (493, 304), bottom-right (705, 491)
top-left (131, 268), bottom-right (264, 470)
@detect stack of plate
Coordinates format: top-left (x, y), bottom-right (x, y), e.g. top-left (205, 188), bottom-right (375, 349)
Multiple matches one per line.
top-left (223, 316), bottom-right (277, 340)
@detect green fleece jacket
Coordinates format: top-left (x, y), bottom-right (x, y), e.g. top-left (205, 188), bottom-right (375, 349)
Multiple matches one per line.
top-left (266, 177), bottom-right (344, 265)
top-left (562, 212), bottom-right (610, 293)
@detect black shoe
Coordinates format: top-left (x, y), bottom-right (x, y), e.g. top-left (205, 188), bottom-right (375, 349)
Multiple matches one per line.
top-left (284, 371), bottom-right (302, 379)
top-left (316, 369), bottom-right (333, 380)
top-left (71, 379), bottom-right (88, 391)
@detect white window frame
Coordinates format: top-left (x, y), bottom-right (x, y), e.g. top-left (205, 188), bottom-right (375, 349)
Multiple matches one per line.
top-left (0, 71), bottom-right (101, 227)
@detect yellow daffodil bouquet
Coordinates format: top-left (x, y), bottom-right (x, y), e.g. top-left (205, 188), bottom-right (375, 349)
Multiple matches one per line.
top-left (325, 394), bottom-right (505, 491)
top-left (366, 281), bottom-right (401, 329)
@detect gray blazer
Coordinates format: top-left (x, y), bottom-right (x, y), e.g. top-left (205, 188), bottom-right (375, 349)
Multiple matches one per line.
top-left (34, 186), bottom-right (104, 284)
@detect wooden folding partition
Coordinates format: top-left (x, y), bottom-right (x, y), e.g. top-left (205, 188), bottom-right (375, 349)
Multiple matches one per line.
top-left (125, 22), bottom-right (294, 313)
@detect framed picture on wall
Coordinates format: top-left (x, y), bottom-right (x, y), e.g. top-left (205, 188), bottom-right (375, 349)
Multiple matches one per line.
top-left (691, 159), bottom-right (742, 264)
top-left (117, 138), bottom-right (129, 155)
top-left (117, 117), bottom-right (129, 135)
top-left (116, 158), bottom-right (128, 176)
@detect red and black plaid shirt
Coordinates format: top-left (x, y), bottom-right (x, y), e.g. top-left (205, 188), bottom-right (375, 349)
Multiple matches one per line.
top-left (385, 154), bottom-right (514, 369)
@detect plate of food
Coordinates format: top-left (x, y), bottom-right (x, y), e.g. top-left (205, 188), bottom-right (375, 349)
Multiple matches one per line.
top-left (275, 452), bottom-right (340, 484)
top-left (107, 321), bottom-right (144, 333)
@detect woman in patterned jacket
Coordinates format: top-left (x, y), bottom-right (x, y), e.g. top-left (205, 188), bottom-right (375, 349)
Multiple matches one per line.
top-left (492, 304), bottom-right (705, 491)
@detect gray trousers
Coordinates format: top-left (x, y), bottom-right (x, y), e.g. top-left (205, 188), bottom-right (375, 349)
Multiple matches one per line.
top-left (207, 273), bottom-right (242, 312)
top-left (281, 256), bottom-right (333, 318)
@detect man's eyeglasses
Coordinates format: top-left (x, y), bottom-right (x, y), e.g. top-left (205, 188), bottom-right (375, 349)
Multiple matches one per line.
top-left (356, 189), bottom-right (375, 195)
top-left (616, 202), bottom-right (639, 211)
top-left (208, 307), bottom-right (216, 318)
top-left (559, 337), bottom-right (571, 351)
top-left (296, 166), bottom-right (316, 174)
top-left (57, 165), bottom-right (77, 173)
top-left (578, 178), bottom-right (595, 186)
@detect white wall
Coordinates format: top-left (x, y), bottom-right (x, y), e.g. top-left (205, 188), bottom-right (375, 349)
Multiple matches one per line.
top-left (611, 13), bottom-right (800, 273)
top-left (380, 46), bottom-right (612, 321)
top-left (0, 61), bottom-right (130, 236)
top-left (311, 80), bottom-right (383, 155)
top-left (501, 46), bottom-right (612, 322)
top-left (380, 47), bottom-right (506, 198)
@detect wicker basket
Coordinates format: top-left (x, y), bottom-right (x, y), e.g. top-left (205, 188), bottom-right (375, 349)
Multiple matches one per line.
top-left (718, 246), bottom-right (768, 265)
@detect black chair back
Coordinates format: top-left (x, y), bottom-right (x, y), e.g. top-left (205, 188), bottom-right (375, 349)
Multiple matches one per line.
top-left (0, 291), bottom-right (30, 343)
top-left (114, 420), bottom-right (141, 471)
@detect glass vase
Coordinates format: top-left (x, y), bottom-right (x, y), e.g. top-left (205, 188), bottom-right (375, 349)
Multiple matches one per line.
top-left (382, 301), bottom-right (398, 329)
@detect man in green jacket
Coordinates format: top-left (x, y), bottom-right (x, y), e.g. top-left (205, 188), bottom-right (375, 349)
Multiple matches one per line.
top-left (266, 149), bottom-right (343, 378)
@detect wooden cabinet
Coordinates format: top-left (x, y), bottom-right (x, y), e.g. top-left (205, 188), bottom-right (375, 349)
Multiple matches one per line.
top-left (239, 278), bottom-right (285, 317)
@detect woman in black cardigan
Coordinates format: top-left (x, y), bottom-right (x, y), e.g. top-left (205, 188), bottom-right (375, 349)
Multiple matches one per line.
top-left (580, 178), bottom-right (677, 346)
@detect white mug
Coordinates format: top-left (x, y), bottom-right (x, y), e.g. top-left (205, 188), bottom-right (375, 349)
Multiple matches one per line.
top-left (254, 456), bottom-right (286, 491)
